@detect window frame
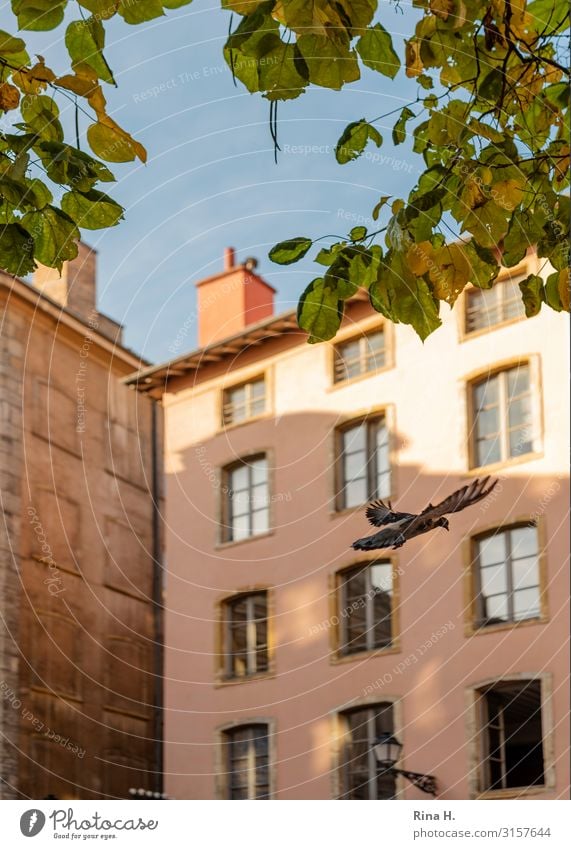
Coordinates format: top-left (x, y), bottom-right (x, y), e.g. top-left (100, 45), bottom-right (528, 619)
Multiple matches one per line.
top-left (334, 413), bottom-right (392, 512)
top-left (332, 325), bottom-right (387, 384)
top-left (465, 673), bottom-right (556, 799)
top-left (463, 517), bottom-right (548, 637)
top-left (216, 719), bottom-right (276, 800)
top-left (465, 358), bottom-right (543, 472)
top-left (459, 257), bottom-right (536, 341)
top-left (334, 560), bottom-right (398, 659)
top-left (464, 276), bottom-right (527, 336)
top-left (479, 680), bottom-right (545, 794)
top-left (336, 703), bottom-right (398, 800)
top-left (218, 590), bottom-right (272, 682)
top-left (220, 452), bottom-right (271, 544)
top-left (471, 523), bottom-right (544, 630)
top-left (221, 373), bottom-right (267, 428)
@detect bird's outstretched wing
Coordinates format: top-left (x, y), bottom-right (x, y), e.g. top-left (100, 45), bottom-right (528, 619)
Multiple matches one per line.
top-left (366, 499), bottom-right (414, 527)
top-left (418, 476), bottom-right (498, 523)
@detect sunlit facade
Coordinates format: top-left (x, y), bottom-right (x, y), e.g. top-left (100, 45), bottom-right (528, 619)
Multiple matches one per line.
top-left (129, 248), bottom-right (570, 800)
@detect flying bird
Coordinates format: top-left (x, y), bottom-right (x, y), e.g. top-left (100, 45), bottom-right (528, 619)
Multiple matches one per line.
top-left (351, 477), bottom-right (498, 551)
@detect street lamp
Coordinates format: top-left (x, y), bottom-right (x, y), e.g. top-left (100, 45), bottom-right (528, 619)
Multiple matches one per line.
top-left (373, 733), bottom-right (437, 797)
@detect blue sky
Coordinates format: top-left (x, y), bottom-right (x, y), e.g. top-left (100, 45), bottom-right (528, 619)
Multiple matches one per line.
top-left (6, 0), bottom-right (425, 362)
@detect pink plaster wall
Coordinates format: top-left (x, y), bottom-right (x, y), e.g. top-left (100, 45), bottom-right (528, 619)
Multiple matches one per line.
top-left (162, 274), bottom-right (570, 800)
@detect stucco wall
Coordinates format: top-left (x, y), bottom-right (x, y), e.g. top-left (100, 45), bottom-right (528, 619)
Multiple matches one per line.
top-left (162, 269), bottom-right (570, 801)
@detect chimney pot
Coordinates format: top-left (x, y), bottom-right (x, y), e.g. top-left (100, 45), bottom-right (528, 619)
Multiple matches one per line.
top-left (224, 247), bottom-right (236, 271)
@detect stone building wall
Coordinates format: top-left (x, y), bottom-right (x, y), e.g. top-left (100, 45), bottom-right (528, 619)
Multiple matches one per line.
top-left (0, 300), bottom-right (25, 799)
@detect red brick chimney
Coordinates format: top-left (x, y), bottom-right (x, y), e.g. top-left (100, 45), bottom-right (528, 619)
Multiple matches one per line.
top-left (196, 248), bottom-right (275, 347)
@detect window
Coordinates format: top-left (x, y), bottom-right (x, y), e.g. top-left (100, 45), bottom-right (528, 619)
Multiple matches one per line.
top-left (479, 680), bottom-right (545, 792)
top-left (473, 525), bottom-right (541, 628)
top-left (337, 416), bottom-right (390, 510)
top-left (471, 364), bottom-right (534, 467)
top-left (465, 276), bottom-right (526, 334)
top-left (334, 328), bottom-right (386, 383)
top-left (223, 724), bottom-right (270, 799)
top-left (339, 704), bottom-right (396, 799)
top-left (222, 377), bottom-right (266, 426)
top-left (223, 593), bottom-right (269, 679)
top-left (337, 562), bottom-right (393, 655)
top-left (223, 455), bottom-right (269, 542)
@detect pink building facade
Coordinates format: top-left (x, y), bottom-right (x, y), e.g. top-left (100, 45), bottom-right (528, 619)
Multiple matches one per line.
top-left (130, 249), bottom-right (569, 800)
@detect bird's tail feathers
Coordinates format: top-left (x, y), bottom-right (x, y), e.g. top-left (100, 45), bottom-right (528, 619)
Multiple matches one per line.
top-left (351, 537), bottom-right (379, 551)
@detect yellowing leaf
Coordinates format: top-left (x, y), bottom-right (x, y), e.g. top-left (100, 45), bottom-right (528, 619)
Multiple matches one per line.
top-left (406, 241), bottom-right (434, 275)
top-left (492, 178), bottom-right (525, 211)
top-left (429, 244), bottom-right (472, 305)
top-left (405, 39), bottom-right (423, 77)
top-left (87, 119), bottom-right (147, 163)
top-left (12, 60), bottom-right (55, 94)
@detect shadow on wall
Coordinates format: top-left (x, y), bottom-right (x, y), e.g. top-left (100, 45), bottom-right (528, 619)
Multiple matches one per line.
top-left (163, 409), bottom-right (569, 799)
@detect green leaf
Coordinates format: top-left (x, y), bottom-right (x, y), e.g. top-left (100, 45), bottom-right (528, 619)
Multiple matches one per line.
top-left (269, 237), bottom-right (312, 265)
top-left (65, 17), bottom-right (115, 85)
top-left (296, 33), bottom-right (360, 90)
top-left (350, 226), bottom-right (367, 241)
top-left (21, 206), bottom-right (79, 270)
top-left (417, 73), bottom-right (433, 89)
top-left (518, 274), bottom-right (545, 317)
top-left (20, 94), bottom-right (64, 143)
top-left (37, 141), bottom-right (115, 190)
top-left (478, 68), bottom-right (503, 102)
top-left (544, 269), bottom-right (569, 312)
top-left (297, 277), bottom-right (343, 343)
top-left (503, 208), bottom-right (548, 267)
top-left (77, 1), bottom-right (117, 19)
top-left (324, 251), bottom-right (358, 298)
top-left (349, 244), bottom-right (382, 289)
top-left (372, 196), bottom-right (391, 221)
top-left (335, 120), bottom-right (382, 164)
top-left (315, 242), bottom-right (349, 266)
top-left (0, 28), bottom-right (27, 54)
top-left (392, 106), bottom-right (415, 146)
top-left (370, 251), bottom-right (441, 340)
top-left (258, 39), bottom-right (308, 101)
top-left (356, 23), bottom-right (400, 79)
top-left (11, 1), bottom-right (66, 32)
top-left (463, 242), bottom-right (499, 290)
top-left (118, 0), bottom-right (164, 24)
top-left (61, 189), bottom-right (124, 229)
top-left (0, 175), bottom-right (52, 210)
top-left (0, 222), bottom-right (36, 275)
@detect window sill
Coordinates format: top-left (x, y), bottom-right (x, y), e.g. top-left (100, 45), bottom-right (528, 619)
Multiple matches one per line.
top-left (476, 785), bottom-right (549, 800)
top-left (327, 362), bottom-right (394, 392)
top-left (215, 530), bottom-right (275, 550)
top-left (468, 451), bottom-right (543, 476)
top-left (214, 671), bottom-right (276, 688)
top-left (330, 644), bottom-right (401, 665)
top-left (465, 615), bottom-right (548, 638)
